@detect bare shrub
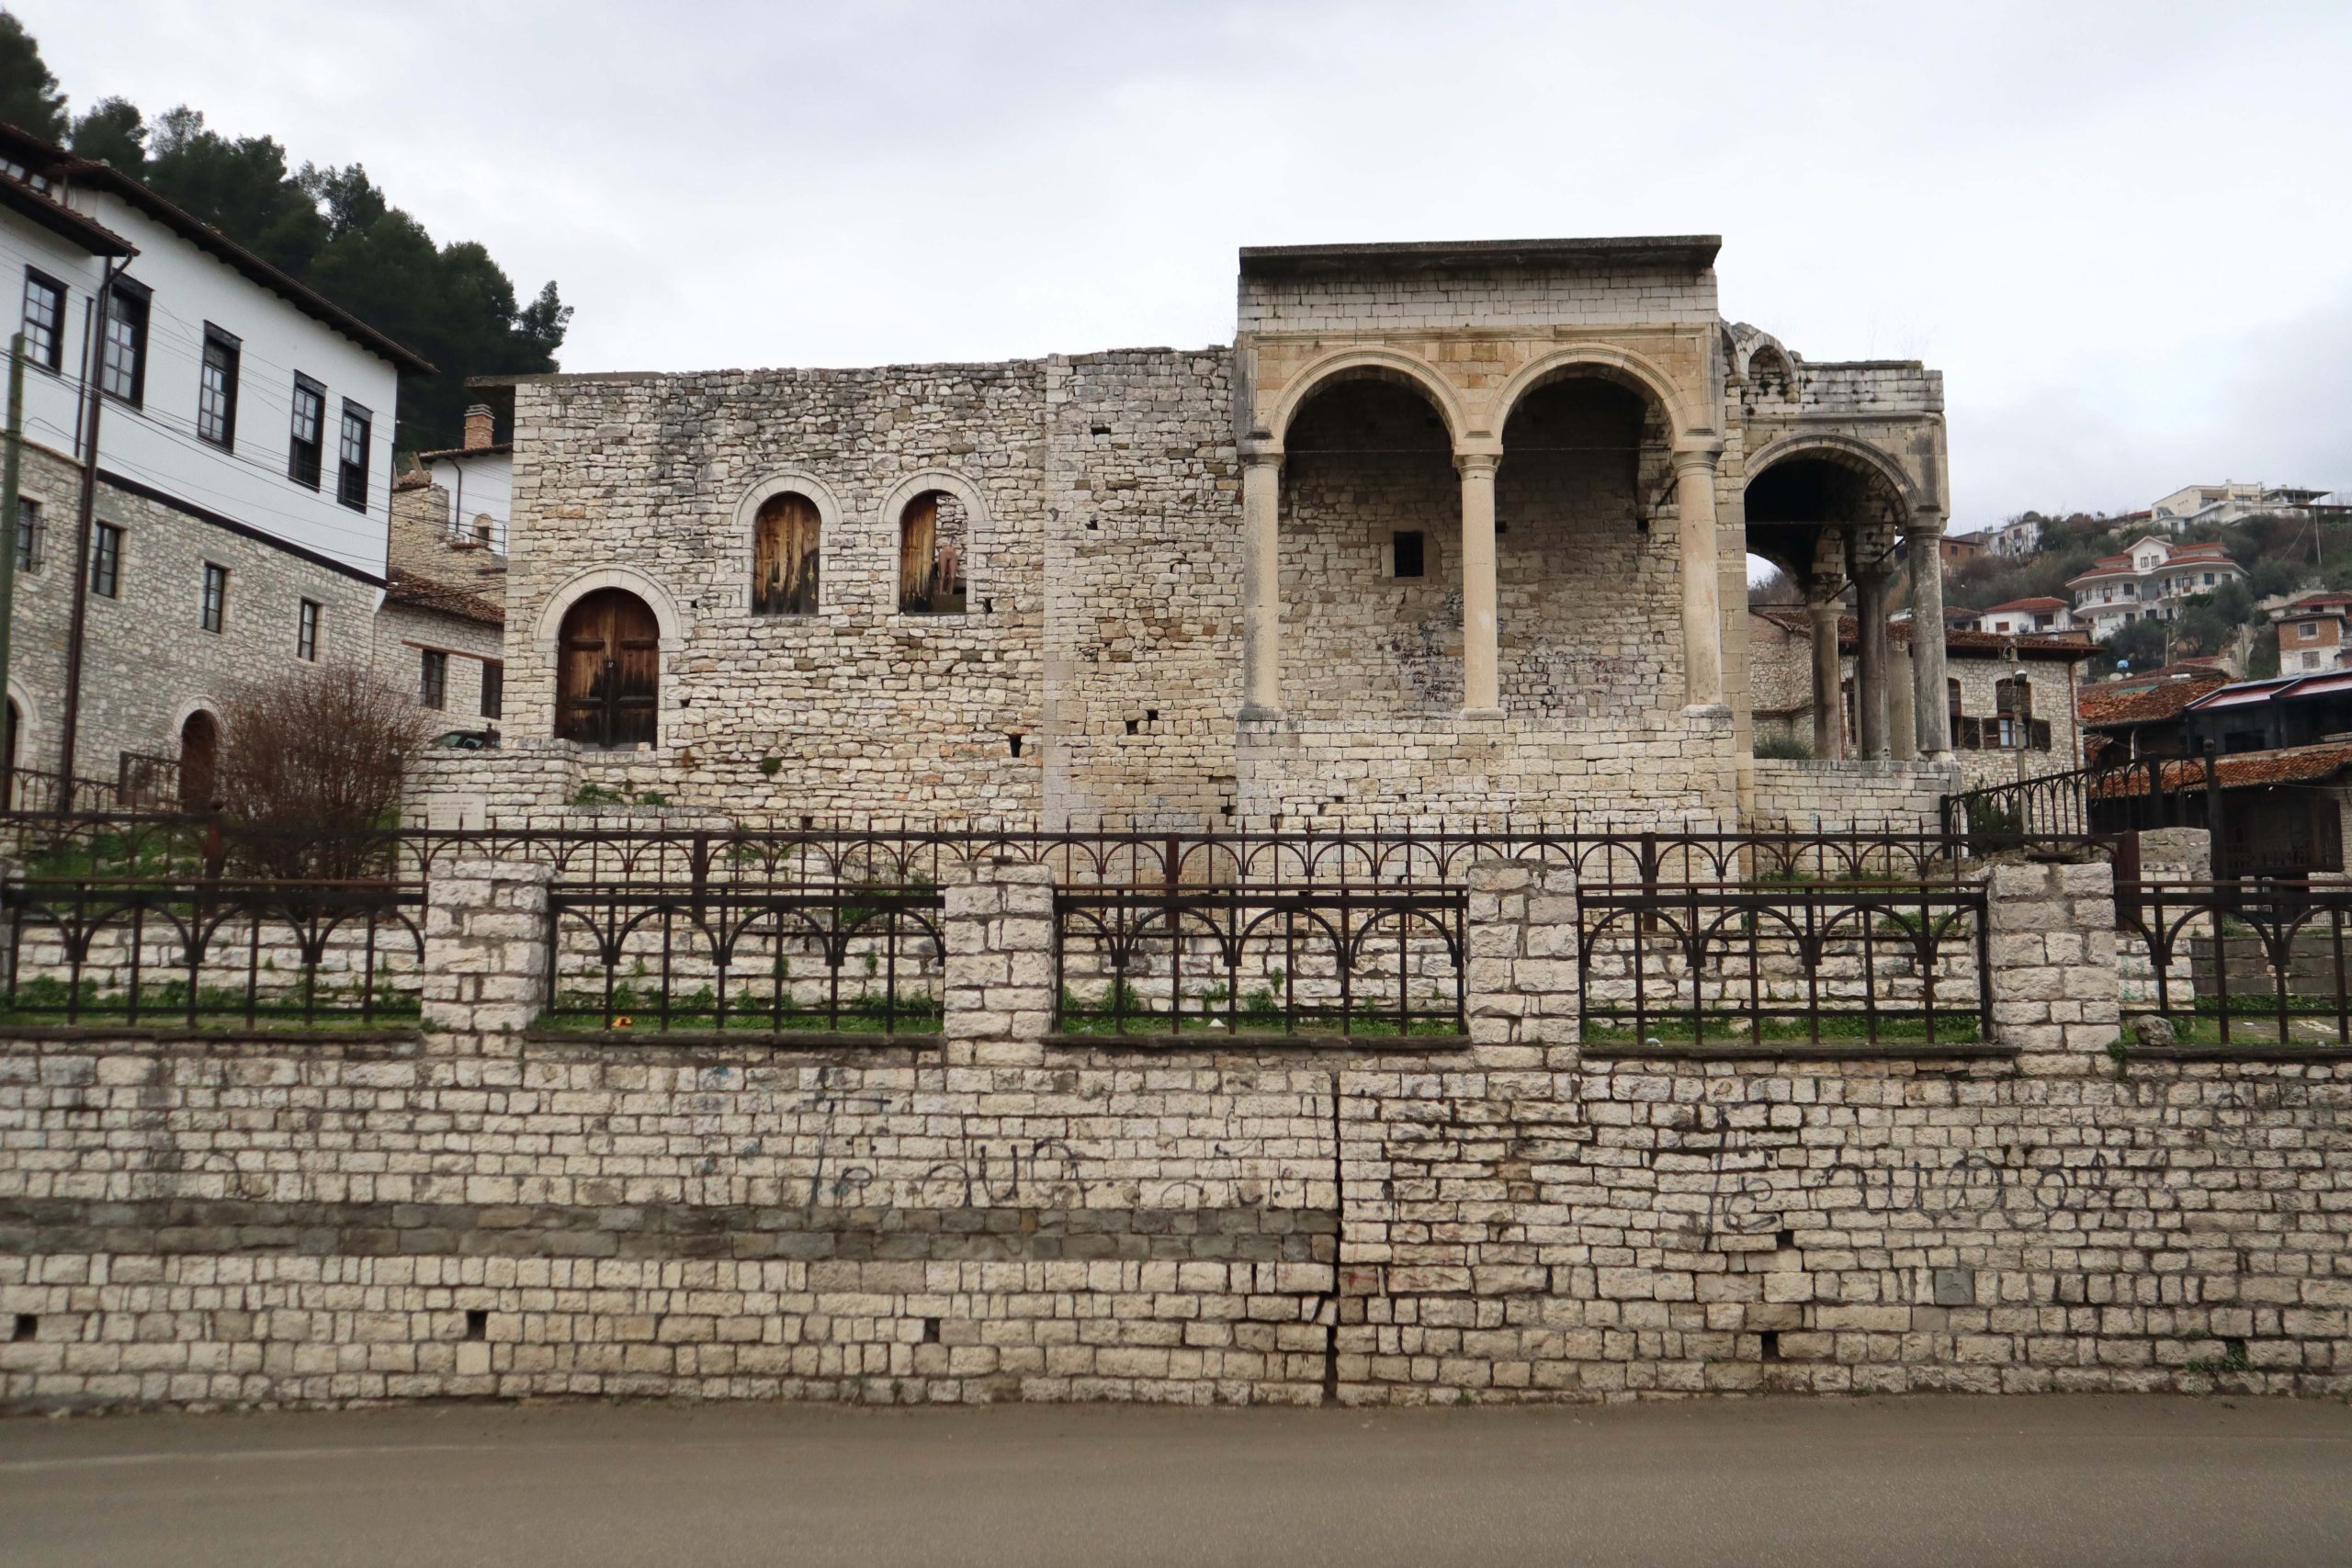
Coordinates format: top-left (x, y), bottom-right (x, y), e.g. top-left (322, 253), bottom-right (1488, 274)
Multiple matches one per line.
top-left (212, 665), bottom-right (430, 880)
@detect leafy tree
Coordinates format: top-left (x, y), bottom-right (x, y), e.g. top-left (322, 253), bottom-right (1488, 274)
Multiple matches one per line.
top-left (0, 10), bottom-right (64, 141)
top-left (141, 107), bottom-right (327, 277)
top-left (2092, 617), bottom-right (2168, 678)
top-left (67, 96), bottom-right (144, 170)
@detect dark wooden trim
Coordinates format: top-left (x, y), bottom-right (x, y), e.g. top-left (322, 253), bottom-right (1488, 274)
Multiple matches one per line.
top-left (96, 466), bottom-right (385, 586)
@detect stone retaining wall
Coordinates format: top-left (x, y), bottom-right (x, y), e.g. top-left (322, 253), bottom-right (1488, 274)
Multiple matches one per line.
top-left (1, 858), bottom-right (2345, 1411)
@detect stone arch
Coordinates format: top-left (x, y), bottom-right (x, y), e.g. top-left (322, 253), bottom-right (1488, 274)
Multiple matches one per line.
top-left (1487, 344), bottom-right (1700, 443)
top-left (176, 705), bottom-right (220, 810)
top-left (1743, 434), bottom-right (1922, 517)
top-left (731, 469), bottom-right (842, 615)
top-left (880, 468), bottom-right (990, 615)
top-left (1264, 347), bottom-right (1469, 451)
top-left (533, 564), bottom-right (687, 650)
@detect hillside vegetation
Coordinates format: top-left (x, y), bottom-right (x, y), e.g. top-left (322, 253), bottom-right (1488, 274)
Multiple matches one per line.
top-left (1951, 511), bottom-right (2343, 677)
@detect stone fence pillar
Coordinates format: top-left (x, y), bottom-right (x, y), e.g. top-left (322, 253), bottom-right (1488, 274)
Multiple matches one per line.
top-left (421, 859), bottom-right (554, 1036)
top-left (1984, 859), bottom-right (2120, 1073)
top-left (943, 858), bottom-right (1056, 1065)
top-left (1464, 859), bottom-right (1580, 1066)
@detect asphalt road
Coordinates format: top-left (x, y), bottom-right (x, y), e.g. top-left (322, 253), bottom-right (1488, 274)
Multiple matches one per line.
top-left (1, 1395), bottom-right (2346, 1568)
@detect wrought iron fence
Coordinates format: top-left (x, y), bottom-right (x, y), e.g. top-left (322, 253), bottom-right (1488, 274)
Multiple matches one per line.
top-left (1, 809), bottom-right (2007, 891)
top-left (1577, 880), bottom-right (1991, 1047)
top-left (541, 882), bottom-right (946, 1037)
top-left (1052, 885), bottom-right (1466, 1042)
top-left (2117, 878), bottom-right (2352, 1047)
top-left (0, 879), bottom-right (424, 1028)
top-left (1941, 756), bottom-right (2205, 848)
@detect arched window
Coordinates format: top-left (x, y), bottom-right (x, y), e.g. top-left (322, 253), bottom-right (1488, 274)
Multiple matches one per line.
top-left (752, 491), bottom-right (821, 615)
top-left (556, 588), bottom-right (660, 749)
top-left (898, 490), bottom-right (967, 615)
top-left (178, 710), bottom-right (218, 810)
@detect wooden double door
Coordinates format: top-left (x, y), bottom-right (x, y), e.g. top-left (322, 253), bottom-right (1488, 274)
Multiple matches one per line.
top-left (557, 589), bottom-right (660, 748)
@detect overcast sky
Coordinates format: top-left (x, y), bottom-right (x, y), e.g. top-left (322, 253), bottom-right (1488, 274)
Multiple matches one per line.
top-left (26, 0), bottom-right (2352, 534)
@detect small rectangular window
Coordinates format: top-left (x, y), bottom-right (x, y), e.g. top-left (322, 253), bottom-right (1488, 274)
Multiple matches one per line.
top-left (337, 401), bottom-right (371, 513)
top-left (90, 522), bottom-right (121, 598)
top-left (14, 497), bottom-right (40, 573)
top-left (198, 324), bottom-right (241, 448)
top-left (296, 599), bottom-right (320, 661)
top-left (288, 375), bottom-right (325, 489)
top-left (480, 660), bottom-right (503, 720)
top-left (1392, 530), bottom-right (1426, 580)
top-left (420, 649), bottom-right (447, 710)
top-left (100, 280), bottom-right (149, 406)
top-left (200, 563), bottom-right (228, 633)
top-left (19, 268), bottom-right (62, 373)
top-left (2301, 622), bottom-right (2319, 639)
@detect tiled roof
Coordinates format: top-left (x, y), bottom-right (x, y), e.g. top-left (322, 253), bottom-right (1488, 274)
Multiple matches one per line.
top-left (1982, 596), bottom-right (2071, 613)
top-left (2087, 741), bottom-right (2352, 795)
top-left (2077, 672), bottom-right (2230, 728)
top-left (386, 568), bottom-right (503, 627)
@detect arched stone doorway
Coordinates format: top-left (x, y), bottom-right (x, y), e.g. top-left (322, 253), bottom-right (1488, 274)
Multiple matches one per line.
top-left (1744, 446), bottom-right (1929, 760)
top-left (1496, 375), bottom-right (1673, 717)
top-left (556, 588), bottom-right (660, 749)
top-left (178, 710), bottom-right (218, 810)
top-left (1279, 375), bottom-right (1462, 716)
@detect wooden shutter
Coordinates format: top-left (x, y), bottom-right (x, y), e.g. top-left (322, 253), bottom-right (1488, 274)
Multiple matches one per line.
top-left (557, 589), bottom-right (660, 748)
top-left (753, 493), bottom-right (821, 615)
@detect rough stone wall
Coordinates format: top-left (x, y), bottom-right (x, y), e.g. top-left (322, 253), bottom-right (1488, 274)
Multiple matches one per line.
top-left (9, 445), bottom-right (383, 785)
top-left (1040, 350), bottom-right (1242, 828)
top-left (1746, 758), bottom-right (1960, 832)
top-left (372, 601), bottom-right (503, 732)
top-left (1948, 657), bottom-right (2088, 790)
top-left (505, 363), bottom-right (1053, 819)
top-left (3, 857), bottom-right (2346, 1411)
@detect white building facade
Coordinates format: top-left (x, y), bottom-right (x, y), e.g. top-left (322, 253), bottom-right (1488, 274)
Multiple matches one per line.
top-left (0, 126), bottom-right (430, 805)
top-left (2065, 536), bottom-right (2243, 641)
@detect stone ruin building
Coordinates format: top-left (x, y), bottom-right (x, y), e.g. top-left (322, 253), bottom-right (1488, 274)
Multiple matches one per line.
top-left (418, 236), bottom-right (1959, 829)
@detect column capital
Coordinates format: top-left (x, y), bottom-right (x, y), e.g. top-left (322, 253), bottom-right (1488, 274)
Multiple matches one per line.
top-left (1907, 506), bottom-right (1948, 537)
top-left (1453, 441), bottom-right (1503, 473)
top-left (1240, 438), bottom-right (1284, 468)
top-left (1669, 438), bottom-right (1724, 473)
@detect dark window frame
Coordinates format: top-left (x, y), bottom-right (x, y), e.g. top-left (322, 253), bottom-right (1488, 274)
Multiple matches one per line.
top-left (14, 496), bottom-right (40, 574)
top-left (419, 648), bottom-right (448, 710)
top-left (99, 277), bottom-right (150, 407)
top-left (296, 598), bottom-right (320, 661)
top-left (199, 562), bottom-right (228, 634)
top-left (19, 267), bottom-right (63, 373)
top-left (90, 521), bottom-right (121, 599)
top-left (197, 323), bottom-right (241, 449)
top-left (288, 374), bottom-right (325, 490)
top-left (1392, 529), bottom-right (1427, 580)
top-left (336, 400), bottom-right (372, 513)
top-left (480, 660), bottom-right (503, 720)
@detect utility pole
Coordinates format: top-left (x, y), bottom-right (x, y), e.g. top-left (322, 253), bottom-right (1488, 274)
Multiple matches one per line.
top-left (0, 333), bottom-right (22, 803)
top-left (60, 262), bottom-right (122, 813)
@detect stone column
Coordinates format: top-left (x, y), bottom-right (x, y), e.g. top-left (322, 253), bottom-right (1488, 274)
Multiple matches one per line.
top-left (1805, 593), bottom-right (1844, 761)
top-left (943, 857), bottom-right (1056, 1065)
top-left (1984, 859), bottom-right (2120, 1075)
top-left (1456, 448), bottom-right (1502, 716)
top-left (1853, 566), bottom-right (1893, 760)
top-left (1240, 446), bottom-right (1283, 718)
top-left (1890, 638), bottom-right (1917, 762)
top-left (421, 859), bottom-right (554, 1036)
top-left (1907, 510), bottom-right (1954, 757)
top-left (1673, 445), bottom-right (1726, 711)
